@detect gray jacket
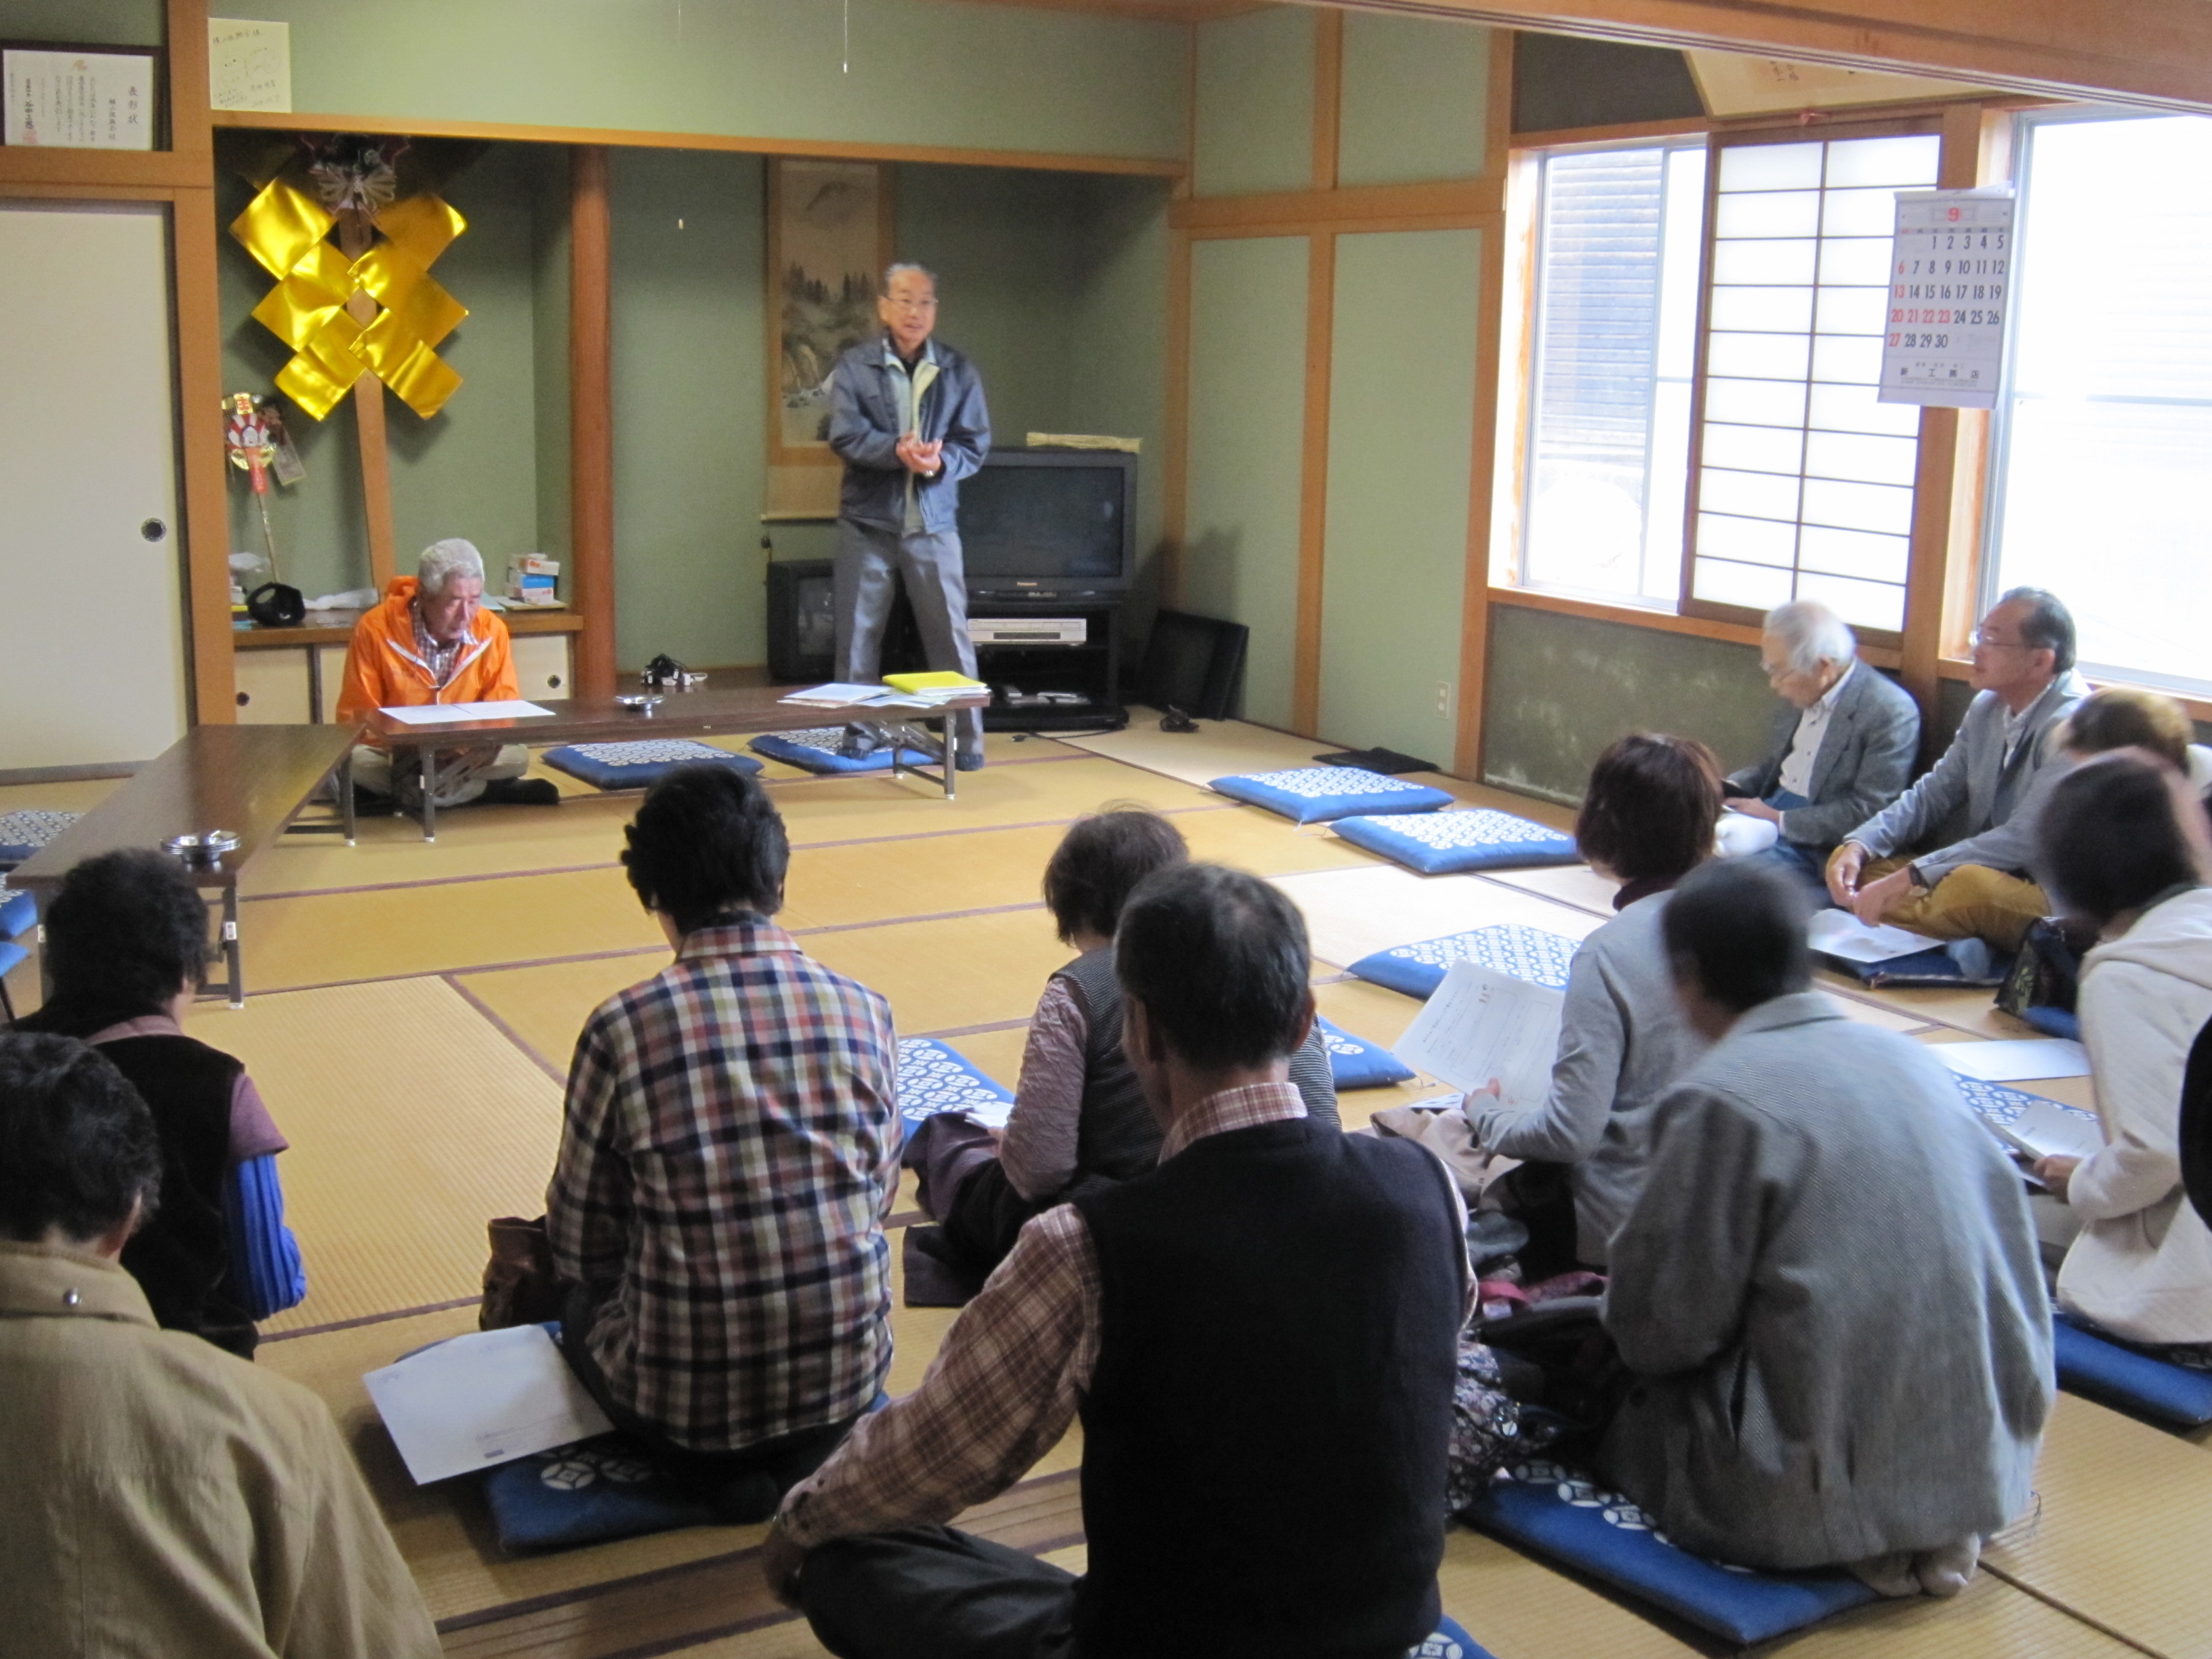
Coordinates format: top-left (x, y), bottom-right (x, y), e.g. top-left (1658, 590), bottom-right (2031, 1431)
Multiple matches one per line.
top-left (827, 334), bottom-right (992, 535)
top-left (1845, 670), bottom-right (2088, 884)
top-left (1599, 994), bottom-right (2052, 1570)
top-left (1725, 664), bottom-right (1922, 855)
top-left (1463, 893), bottom-right (1707, 1265)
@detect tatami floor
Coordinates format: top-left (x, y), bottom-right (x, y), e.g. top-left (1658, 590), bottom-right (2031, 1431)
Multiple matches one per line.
top-left (5, 714), bottom-right (2209, 1658)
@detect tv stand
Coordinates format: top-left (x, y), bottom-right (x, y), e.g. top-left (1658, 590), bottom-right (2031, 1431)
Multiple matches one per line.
top-left (967, 595), bottom-right (1127, 733)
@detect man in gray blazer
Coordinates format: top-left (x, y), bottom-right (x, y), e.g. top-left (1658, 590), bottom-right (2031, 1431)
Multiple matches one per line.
top-left (1828, 588), bottom-right (2087, 953)
top-left (1600, 861), bottom-right (2051, 1595)
top-left (1725, 601), bottom-right (1920, 886)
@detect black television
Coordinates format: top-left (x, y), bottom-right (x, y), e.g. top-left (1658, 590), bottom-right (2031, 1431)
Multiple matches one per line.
top-left (956, 449), bottom-right (1135, 600)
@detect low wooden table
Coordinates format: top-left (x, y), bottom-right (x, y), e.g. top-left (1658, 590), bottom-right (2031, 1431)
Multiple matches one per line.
top-left (356, 685), bottom-right (991, 840)
top-left (12, 724), bottom-right (362, 1006)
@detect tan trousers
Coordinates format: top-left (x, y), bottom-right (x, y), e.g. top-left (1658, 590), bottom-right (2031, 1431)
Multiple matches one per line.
top-left (1827, 851), bottom-right (2048, 955)
top-left (352, 743), bottom-right (529, 808)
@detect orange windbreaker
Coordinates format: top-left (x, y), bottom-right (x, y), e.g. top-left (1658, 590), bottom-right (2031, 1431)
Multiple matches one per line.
top-left (335, 577), bottom-right (518, 722)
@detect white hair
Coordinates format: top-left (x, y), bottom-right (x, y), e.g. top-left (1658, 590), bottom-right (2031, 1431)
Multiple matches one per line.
top-left (1763, 600), bottom-right (1856, 674)
top-left (417, 538), bottom-right (485, 597)
top-left (882, 261), bottom-right (937, 291)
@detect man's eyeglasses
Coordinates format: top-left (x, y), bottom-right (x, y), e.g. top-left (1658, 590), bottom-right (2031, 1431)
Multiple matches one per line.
top-left (1970, 629), bottom-right (2036, 651)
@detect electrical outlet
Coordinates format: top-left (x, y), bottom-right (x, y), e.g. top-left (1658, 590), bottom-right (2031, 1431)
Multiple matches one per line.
top-left (1435, 680), bottom-right (1452, 717)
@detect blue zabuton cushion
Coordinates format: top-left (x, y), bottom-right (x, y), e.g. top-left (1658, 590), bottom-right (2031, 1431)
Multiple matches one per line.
top-left (897, 1037), bottom-right (1015, 1130)
top-left (1210, 767), bottom-right (1455, 825)
top-left (751, 726), bottom-right (935, 774)
top-left (1317, 1017), bottom-right (1415, 1090)
top-left (0, 885), bottom-right (35, 940)
top-left (0, 809), bottom-right (77, 868)
top-left (482, 1434), bottom-right (716, 1553)
top-left (2052, 1315), bottom-right (2212, 1427)
top-left (1349, 924), bottom-right (1580, 1002)
top-left (541, 740), bottom-right (764, 791)
top-left (1463, 1458), bottom-right (1877, 1645)
top-left (1407, 1615), bottom-right (1496, 1658)
top-left (1334, 808), bottom-right (1578, 875)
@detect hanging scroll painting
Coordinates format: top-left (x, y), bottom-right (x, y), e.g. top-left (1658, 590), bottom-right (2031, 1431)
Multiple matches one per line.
top-left (768, 157), bottom-right (893, 517)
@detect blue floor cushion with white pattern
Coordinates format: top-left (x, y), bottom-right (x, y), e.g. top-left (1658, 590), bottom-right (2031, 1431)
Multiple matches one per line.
top-left (751, 726), bottom-right (937, 774)
top-left (1317, 1017), bottom-right (1416, 1089)
top-left (0, 809), bottom-right (78, 868)
top-left (483, 1433), bottom-right (718, 1553)
top-left (2051, 1314), bottom-right (2212, 1427)
top-left (897, 1036), bottom-right (1015, 1130)
top-left (1210, 767), bottom-right (1456, 825)
top-left (1334, 809), bottom-right (1579, 875)
top-left (1, 884), bottom-right (35, 940)
top-left (1406, 1615), bottom-right (1496, 1659)
top-left (1349, 924), bottom-right (1580, 1002)
top-left (1462, 1458), bottom-right (1877, 1645)
top-left (541, 740), bottom-right (764, 791)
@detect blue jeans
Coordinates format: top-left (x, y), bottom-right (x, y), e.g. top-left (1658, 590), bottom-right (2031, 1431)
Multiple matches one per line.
top-left (1741, 791), bottom-right (1830, 905)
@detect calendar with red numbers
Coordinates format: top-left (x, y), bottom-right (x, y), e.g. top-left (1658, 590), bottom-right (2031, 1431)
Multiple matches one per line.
top-left (1878, 188), bottom-right (2015, 409)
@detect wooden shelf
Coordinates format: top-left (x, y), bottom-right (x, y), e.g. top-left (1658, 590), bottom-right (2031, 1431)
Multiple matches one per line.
top-left (0, 148), bottom-right (207, 190)
top-left (232, 609), bottom-right (584, 649)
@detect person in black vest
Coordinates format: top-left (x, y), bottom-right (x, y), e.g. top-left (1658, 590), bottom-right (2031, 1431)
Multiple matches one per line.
top-left (906, 808), bottom-right (1338, 1279)
top-left (764, 863), bottom-right (1470, 1659)
top-left (11, 849), bottom-right (304, 1356)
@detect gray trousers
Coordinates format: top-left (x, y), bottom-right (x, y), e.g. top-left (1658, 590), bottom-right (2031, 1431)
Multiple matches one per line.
top-left (802, 1526), bottom-right (1076, 1659)
top-left (834, 518), bottom-right (985, 750)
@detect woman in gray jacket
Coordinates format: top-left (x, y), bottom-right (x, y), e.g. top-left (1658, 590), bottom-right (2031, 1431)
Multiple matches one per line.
top-left (1464, 733), bottom-right (1719, 1273)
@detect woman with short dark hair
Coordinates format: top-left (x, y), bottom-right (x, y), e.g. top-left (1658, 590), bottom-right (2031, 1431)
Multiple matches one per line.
top-left (11, 848), bottom-right (304, 1357)
top-left (914, 806), bottom-right (1337, 1279)
top-left (1464, 733), bottom-right (1723, 1274)
top-left (547, 765), bottom-right (900, 1516)
top-left (2030, 751), bottom-right (2212, 1358)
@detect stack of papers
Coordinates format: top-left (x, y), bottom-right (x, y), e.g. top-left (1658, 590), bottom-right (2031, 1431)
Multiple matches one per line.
top-left (379, 700), bottom-right (554, 725)
top-left (777, 681), bottom-right (977, 711)
top-left (364, 1325), bottom-right (612, 1485)
top-left (1807, 909), bottom-right (1938, 964)
top-left (1936, 1039), bottom-right (2092, 1082)
top-left (1391, 961), bottom-right (1565, 1109)
top-left (1977, 1095), bottom-right (2104, 1162)
top-left (883, 671), bottom-right (987, 705)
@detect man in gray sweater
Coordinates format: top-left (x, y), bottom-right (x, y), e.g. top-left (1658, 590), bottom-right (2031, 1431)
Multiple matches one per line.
top-left (1826, 587), bottom-right (2087, 954)
top-left (1600, 860), bottom-right (2051, 1596)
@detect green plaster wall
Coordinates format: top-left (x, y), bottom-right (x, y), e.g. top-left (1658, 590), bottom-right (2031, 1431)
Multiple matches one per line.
top-left (0, 0), bottom-right (161, 46)
top-left (1318, 228), bottom-right (1479, 762)
top-left (218, 142), bottom-right (558, 603)
top-left (1193, 6), bottom-right (1313, 200)
top-left (1481, 607), bottom-right (1778, 802)
top-left (609, 148), bottom-right (765, 673)
top-left (1183, 236), bottom-right (1307, 727)
top-left (198, 0), bottom-right (1186, 162)
top-left (1336, 12), bottom-right (1490, 188)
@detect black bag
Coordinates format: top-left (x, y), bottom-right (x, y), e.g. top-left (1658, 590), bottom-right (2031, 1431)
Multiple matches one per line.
top-left (246, 581), bottom-right (305, 628)
top-left (2181, 1016), bottom-right (2212, 1231)
top-left (1994, 916), bottom-right (2093, 1021)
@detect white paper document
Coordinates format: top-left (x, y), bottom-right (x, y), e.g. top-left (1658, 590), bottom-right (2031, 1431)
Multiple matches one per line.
top-left (1807, 909), bottom-right (1938, 964)
top-left (1391, 961), bottom-right (1565, 1109)
top-left (1936, 1039), bottom-right (2092, 1083)
top-left (378, 699), bottom-right (555, 725)
top-left (365, 1325), bottom-right (613, 1485)
top-left (778, 682), bottom-right (899, 708)
top-left (1980, 1097), bottom-right (2104, 1163)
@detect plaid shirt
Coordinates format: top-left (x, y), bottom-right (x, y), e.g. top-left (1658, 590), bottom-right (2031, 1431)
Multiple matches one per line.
top-left (547, 918), bottom-right (900, 1451)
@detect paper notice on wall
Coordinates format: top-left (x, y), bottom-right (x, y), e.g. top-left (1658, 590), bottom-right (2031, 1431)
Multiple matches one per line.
top-left (1391, 960), bottom-right (1564, 1109)
top-left (3, 49), bottom-right (155, 148)
top-left (208, 19), bottom-right (291, 112)
top-left (1878, 188), bottom-right (2014, 409)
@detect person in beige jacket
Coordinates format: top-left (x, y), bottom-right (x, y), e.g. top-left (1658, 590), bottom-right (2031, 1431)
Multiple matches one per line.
top-left (0, 1031), bottom-right (439, 1659)
top-left (2032, 752), bottom-right (2212, 1353)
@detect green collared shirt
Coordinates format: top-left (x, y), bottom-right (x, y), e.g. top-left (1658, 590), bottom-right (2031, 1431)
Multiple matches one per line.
top-left (881, 335), bottom-right (941, 534)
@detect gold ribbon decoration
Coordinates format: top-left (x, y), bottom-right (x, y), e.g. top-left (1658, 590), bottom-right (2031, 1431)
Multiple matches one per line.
top-left (230, 178), bottom-right (468, 421)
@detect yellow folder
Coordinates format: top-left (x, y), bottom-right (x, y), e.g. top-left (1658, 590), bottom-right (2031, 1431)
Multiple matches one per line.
top-left (883, 670), bottom-right (986, 693)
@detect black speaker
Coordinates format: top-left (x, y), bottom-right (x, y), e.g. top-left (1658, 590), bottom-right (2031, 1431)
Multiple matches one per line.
top-left (764, 558), bottom-right (926, 684)
top-left (1137, 610), bottom-right (1248, 722)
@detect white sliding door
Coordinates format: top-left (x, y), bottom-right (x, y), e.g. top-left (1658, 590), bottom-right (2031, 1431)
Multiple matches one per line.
top-left (0, 201), bottom-right (187, 769)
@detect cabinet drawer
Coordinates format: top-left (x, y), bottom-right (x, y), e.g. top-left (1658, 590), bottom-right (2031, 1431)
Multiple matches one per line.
top-left (512, 634), bottom-right (571, 701)
top-left (233, 647), bottom-right (312, 724)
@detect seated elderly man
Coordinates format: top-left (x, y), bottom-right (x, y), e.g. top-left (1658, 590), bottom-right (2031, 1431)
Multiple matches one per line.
top-left (763, 863), bottom-right (1467, 1659)
top-left (1827, 587), bottom-right (2087, 954)
top-left (335, 537), bottom-right (557, 808)
top-left (1724, 600), bottom-right (1919, 890)
top-left (1600, 859), bottom-right (2051, 1596)
top-left (548, 764), bottom-right (901, 1519)
top-left (0, 1032), bottom-right (438, 1656)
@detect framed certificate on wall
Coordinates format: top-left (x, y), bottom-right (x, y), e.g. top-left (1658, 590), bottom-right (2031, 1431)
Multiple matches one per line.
top-left (2, 44), bottom-right (161, 149)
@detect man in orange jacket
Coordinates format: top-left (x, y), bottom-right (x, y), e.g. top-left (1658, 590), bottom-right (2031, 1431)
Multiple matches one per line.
top-left (337, 539), bottom-right (557, 808)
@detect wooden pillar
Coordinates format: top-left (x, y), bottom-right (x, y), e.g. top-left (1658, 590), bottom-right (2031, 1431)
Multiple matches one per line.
top-left (569, 146), bottom-right (617, 699)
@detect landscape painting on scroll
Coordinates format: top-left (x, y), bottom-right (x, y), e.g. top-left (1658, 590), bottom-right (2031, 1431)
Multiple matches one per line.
top-left (771, 159), bottom-right (891, 454)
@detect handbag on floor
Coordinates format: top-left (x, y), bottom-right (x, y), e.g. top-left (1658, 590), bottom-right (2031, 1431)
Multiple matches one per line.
top-left (480, 1214), bottom-right (567, 1330)
top-left (1994, 916), bottom-right (2093, 1023)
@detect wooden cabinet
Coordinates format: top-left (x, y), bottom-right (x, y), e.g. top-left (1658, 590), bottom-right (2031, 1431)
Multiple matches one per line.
top-left (234, 620), bottom-right (575, 721)
top-left (233, 647), bottom-right (314, 724)
top-left (512, 634), bottom-right (573, 701)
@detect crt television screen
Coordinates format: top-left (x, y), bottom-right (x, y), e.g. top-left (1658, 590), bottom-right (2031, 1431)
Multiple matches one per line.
top-left (958, 462), bottom-right (1126, 583)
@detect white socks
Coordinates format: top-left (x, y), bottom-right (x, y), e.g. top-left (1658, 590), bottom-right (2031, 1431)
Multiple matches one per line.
top-left (1849, 1536), bottom-right (1982, 1599)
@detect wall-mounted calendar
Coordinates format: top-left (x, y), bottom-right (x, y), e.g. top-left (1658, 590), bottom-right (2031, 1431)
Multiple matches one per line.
top-left (1879, 188), bottom-right (2015, 409)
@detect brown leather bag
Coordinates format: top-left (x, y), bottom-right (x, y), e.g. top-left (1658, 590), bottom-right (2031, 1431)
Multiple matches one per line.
top-left (480, 1215), bottom-right (567, 1330)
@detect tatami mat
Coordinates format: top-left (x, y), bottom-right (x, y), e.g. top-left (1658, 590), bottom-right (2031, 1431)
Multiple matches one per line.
top-left (0, 774), bottom-right (125, 814)
top-left (1272, 864), bottom-right (1607, 971)
top-left (185, 976), bottom-right (564, 1334)
top-left (1436, 1529), bottom-right (1706, 1658)
top-left (1752, 1568), bottom-right (2142, 1658)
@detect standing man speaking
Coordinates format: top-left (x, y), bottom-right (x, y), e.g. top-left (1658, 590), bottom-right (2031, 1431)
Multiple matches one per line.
top-left (827, 264), bottom-right (992, 769)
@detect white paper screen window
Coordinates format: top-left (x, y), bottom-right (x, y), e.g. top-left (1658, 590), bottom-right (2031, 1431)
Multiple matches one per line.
top-left (1690, 133), bottom-right (1940, 633)
top-left (1984, 113), bottom-right (2212, 696)
top-left (1519, 143), bottom-right (1707, 605)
